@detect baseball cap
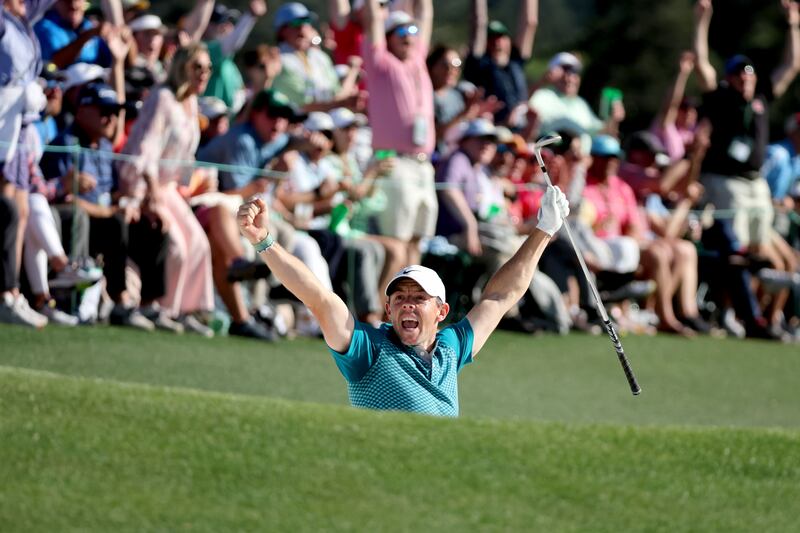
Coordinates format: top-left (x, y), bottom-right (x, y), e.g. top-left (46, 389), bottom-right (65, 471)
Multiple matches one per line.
top-left (198, 96), bottom-right (228, 121)
top-left (385, 265), bottom-right (446, 302)
top-left (725, 54), bottom-right (755, 76)
top-left (128, 14), bottom-right (165, 33)
top-left (590, 134), bottom-right (621, 158)
top-left (61, 62), bottom-right (108, 91)
top-left (210, 4), bottom-right (240, 24)
top-left (625, 131), bottom-right (671, 166)
top-left (329, 107), bottom-right (367, 129)
top-left (251, 88), bottom-right (307, 122)
top-left (494, 126), bottom-right (514, 144)
top-left (273, 2), bottom-right (318, 31)
top-left (460, 118), bottom-right (498, 141)
top-left (76, 82), bottom-right (124, 110)
top-left (303, 111), bottom-right (335, 132)
top-left (487, 20), bottom-right (510, 37)
top-left (384, 10), bottom-right (414, 33)
top-left (548, 52), bottom-right (583, 73)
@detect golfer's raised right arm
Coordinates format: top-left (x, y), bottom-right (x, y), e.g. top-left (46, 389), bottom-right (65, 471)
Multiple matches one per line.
top-left (237, 199), bottom-right (355, 352)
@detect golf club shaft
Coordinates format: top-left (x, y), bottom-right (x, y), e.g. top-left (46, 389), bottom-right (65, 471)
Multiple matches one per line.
top-left (534, 151), bottom-right (642, 396)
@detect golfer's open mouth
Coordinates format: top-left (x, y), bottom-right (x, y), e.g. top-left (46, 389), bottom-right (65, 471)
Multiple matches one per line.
top-left (401, 319), bottom-right (419, 330)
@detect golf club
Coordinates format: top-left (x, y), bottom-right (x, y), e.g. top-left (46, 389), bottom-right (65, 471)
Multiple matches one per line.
top-left (533, 134), bottom-right (642, 396)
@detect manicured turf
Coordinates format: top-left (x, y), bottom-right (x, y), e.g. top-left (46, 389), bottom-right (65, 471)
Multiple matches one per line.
top-left (2, 367), bottom-right (799, 532)
top-left (1, 324), bottom-right (799, 428)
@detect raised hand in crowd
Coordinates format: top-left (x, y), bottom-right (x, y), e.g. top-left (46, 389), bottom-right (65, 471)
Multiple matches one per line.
top-left (249, 0), bottom-right (268, 18)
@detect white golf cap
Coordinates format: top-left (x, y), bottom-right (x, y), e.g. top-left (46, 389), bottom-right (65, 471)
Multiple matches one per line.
top-left (385, 265), bottom-right (446, 302)
top-left (384, 10), bottom-right (414, 33)
top-left (303, 111), bottom-right (335, 132)
top-left (61, 63), bottom-right (109, 91)
top-left (548, 52), bottom-right (582, 72)
top-left (128, 14), bottom-right (165, 33)
top-left (329, 107), bottom-right (367, 129)
top-left (459, 117), bottom-right (498, 140)
top-left (198, 96), bottom-right (228, 120)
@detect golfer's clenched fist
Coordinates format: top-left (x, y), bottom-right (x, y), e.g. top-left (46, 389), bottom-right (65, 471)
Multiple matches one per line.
top-left (238, 198), bottom-right (270, 245)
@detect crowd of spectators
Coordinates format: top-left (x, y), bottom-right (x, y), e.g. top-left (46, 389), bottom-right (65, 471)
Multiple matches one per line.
top-left (1, 0), bottom-right (799, 342)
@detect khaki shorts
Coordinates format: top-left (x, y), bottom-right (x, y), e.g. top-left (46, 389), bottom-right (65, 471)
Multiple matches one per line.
top-left (700, 173), bottom-right (774, 247)
top-left (375, 157), bottom-right (437, 241)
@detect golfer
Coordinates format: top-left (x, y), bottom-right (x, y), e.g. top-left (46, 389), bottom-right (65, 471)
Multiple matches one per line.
top-left (237, 186), bottom-right (569, 416)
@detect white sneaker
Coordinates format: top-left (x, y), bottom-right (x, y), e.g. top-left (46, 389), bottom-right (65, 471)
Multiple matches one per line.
top-left (40, 303), bottom-right (79, 326)
top-left (0, 293), bottom-right (48, 328)
top-left (179, 314), bottom-right (214, 338)
top-left (49, 262), bottom-right (103, 289)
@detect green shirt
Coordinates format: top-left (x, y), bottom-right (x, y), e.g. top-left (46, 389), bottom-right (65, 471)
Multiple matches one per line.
top-left (328, 319), bottom-right (474, 416)
top-left (204, 40), bottom-right (245, 111)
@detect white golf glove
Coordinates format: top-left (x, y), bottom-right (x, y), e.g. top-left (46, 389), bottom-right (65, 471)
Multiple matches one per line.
top-left (536, 185), bottom-right (570, 236)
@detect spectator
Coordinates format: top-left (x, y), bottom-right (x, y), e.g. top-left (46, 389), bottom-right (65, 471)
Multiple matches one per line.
top-left (127, 13), bottom-right (166, 82)
top-left (763, 113), bottom-right (800, 208)
top-left (1, 0), bottom-right (57, 328)
top-left (40, 82), bottom-right (174, 330)
top-left (692, 0), bottom-right (800, 254)
top-left (651, 51), bottom-right (698, 163)
top-left (34, 0), bottom-right (112, 68)
top-left (328, 0), bottom-right (391, 66)
top-left (272, 2), bottom-right (359, 112)
top-left (529, 52), bottom-right (625, 156)
top-left (203, 1), bottom-right (267, 114)
top-left (120, 43), bottom-right (216, 336)
top-left (241, 44), bottom-right (281, 98)
top-left (464, 0), bottom-right (537, 127)
top-left (198, 95), bottom-right (229, 147)
top-left (362, 0), bottom-right (436, 267)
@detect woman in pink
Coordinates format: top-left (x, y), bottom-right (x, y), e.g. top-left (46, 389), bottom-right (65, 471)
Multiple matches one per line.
top-left (120, 43), bottom-right (215, 336)
top-left (584, 135), bottom-right (695, 336)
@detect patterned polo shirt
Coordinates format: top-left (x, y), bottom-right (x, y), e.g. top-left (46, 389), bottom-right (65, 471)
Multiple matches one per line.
top-left (328, 318), bottom-right (475, 416)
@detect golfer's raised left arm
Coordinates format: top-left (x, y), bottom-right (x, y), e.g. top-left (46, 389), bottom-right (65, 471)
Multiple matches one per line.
top-left (466, 186), bottom-right (568, 355)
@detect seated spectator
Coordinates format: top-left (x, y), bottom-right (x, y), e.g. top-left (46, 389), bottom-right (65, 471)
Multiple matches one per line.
top-left (120, 43), bottom-right (216, 336)
top-left (584, 135), bottom-right (696, 335)
top-left (35, 0), bottom-right (112, 68)
top-left (436, 118), bottom-right (570, 333)
top-left (272, 2), bottom-right (360, 112)
top-left (198, 95), bottom-right (229, 147)
top-left (529, 52), bottom-right (625, 155)
top-left (463, 0), bottom-right (537, 128)
top-left (40, 82), bottom-right (174, 330)
top-left (274, 112), bottom-right (384, 324)
top-left (763, 113), bottom-right (800, 210)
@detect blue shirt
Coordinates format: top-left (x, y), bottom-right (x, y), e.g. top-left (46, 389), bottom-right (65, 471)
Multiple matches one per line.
top-left (328, 319), bottom-right (474, 416)
top-left (34, 9), bottom-right (111, 67)
top-left (40, 128), bottom-right (117, 205)
top-left (196, 123), bottom-right (288, 192)
top-left (762, 139), bottom-right (800, 200)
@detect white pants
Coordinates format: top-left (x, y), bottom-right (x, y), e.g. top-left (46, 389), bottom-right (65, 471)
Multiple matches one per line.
top-left (24, 193), bottom-right (66, 295)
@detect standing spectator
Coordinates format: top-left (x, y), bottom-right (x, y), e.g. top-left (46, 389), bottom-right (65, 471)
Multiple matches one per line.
top-left (529, 51), bottom-right (625, 155)
top-left (1, 0), bottom-right (57, 328)
top-left (241, 44), bottom-right (281, 98)
top-left (120, 43), bottom-right (216, 336)
top-left (362, 0), bottom-right (435, 267)
top-left (272, 2), bottom-right (359, 112)
top-left (651, 51), bottom-right (698, 164)
top-left (328, 0), bottom-right (391, 66)
top-left (763, 113), bottom-right (800, 210)
top-left (203, 1), bottom-right (267, 114)
top-left (692, 0), bottom-right (800, 254)
top-left (127, 13), bottom-right (166, 82)
top-left (464, 0), bottom-right (537, 127)
top-left (34, 0), bottom-right (113, 68)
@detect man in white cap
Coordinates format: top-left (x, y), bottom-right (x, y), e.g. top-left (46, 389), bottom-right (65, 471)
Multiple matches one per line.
top-left (237, 182), bottom-right (569, 416)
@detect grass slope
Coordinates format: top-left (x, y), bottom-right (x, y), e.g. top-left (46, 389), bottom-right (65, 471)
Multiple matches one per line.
top-left (2, 324), bottom-right (799, 428)
top-left (2, 367), bottom-right (799, 532)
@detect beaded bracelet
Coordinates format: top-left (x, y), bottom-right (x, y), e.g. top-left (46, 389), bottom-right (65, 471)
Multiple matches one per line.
top-left (253, 233), bottom-right (275, 254)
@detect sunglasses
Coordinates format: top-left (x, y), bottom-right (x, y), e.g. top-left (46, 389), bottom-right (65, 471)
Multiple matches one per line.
top-left (192, 63), bottom-right (212, 74)
top-left (287, 17), bottom-right (312, 28)
top-left (393, 24), bottom-right (418, 38)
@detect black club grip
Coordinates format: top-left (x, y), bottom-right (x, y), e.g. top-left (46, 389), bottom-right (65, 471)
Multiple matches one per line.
top-left (603, 320), bottom-right (642, 396)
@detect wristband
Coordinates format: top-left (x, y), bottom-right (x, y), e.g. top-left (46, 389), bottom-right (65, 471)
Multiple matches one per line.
top-left (253, 233), bottom-right (275, 254)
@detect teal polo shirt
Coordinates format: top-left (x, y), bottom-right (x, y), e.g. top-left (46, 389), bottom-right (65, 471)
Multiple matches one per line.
top-left (328, 318), bottom-right (474, 416)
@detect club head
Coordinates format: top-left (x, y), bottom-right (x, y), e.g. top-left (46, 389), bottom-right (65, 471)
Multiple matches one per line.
top-left (534, 134), bottom-right (563, 150)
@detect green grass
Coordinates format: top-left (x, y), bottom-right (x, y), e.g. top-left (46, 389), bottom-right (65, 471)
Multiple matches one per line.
top-left (2, 324), bottom-right (799, 531)
top-left (1, 367), bottom-right (799, 532)
top-left (2, 324), bottom-right (799, 428)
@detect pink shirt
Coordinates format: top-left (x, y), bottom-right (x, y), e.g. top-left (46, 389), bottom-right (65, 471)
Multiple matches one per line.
top-left (362, 39), bottom-right (435, 155)
top-left (582, 175), bottom-right (645, 239)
